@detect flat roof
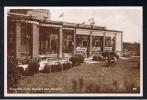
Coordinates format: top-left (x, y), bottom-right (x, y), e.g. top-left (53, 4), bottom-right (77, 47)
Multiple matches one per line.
top-left (8, 12), bottom-right (123, 33)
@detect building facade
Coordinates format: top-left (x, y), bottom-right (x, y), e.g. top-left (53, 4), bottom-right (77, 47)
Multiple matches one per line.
top-left (7, 9), bottom-right (123, 59)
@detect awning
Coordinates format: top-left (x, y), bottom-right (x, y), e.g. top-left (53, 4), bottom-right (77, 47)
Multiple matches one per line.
top-left (39, 23), bottom-right (62, 27)
top-left (92, 31), bottom-right (104, 36)
top-left (76, 29), bottom-right (90, 35)
top-left (9, 19), bottom-right (39, 24)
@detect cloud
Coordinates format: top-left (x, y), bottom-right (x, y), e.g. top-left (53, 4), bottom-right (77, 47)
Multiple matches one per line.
top-left (49, 8), bottom-right (142, 42)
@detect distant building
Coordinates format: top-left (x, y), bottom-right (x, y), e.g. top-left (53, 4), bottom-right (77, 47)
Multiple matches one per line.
top-left (7, 9), bottom-right (123, 59)
top-left (10, 9), bottom-right (50, 20)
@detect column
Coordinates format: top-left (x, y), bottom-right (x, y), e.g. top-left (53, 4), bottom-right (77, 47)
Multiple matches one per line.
top-left (103, 32), bottom-right (105, 52)
top-left (16, 22), bottom-right (21, 59)
top-left (59, 27), bottom-right (63, 58)
top-left (32, 23), bottom-right (39, 58)
top-left (121, 33), bottom-right (123, 55)
top-left (89, 31), bottom-right (92, 56)
top-left (114, 33), bottom-right (117, 52)
top-left (73, 28), bottom-right (76, 54)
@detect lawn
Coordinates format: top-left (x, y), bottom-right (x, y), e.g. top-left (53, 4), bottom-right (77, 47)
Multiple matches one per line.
top-left (14, 57), bottom-right (140, 93)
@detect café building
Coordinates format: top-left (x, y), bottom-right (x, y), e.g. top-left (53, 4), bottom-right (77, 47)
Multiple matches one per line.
top-left (7, 9), bottom-right (123, 59)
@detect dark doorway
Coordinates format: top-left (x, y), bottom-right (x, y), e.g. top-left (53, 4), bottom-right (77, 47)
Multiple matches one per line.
top-left (51, 39), bottom-right (57, 51)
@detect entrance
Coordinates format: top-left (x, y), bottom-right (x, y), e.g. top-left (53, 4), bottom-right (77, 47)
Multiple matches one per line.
top-left (63, 30), bottom-right (74, 53)
top-left (50, 34), bottom-right (58, 53)
top-left (83, 40), bottom-right (88, 47)
top-left (39, 27), bottom-right (59, 54)
top-left (51, 39), bottom-right (57, 50)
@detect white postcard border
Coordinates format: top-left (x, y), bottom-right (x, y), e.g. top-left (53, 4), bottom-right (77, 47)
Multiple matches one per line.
top-left (4, 6), bottom-right (143, 97)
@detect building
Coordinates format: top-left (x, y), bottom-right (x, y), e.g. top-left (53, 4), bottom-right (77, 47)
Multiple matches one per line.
top-left (9, 9), bottom-right (50, 19)
top-left (7, 9), bottom-right (123, 59)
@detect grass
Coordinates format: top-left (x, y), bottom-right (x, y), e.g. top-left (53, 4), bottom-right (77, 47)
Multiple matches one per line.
top-left (11, 57), bottom-right (140, 93)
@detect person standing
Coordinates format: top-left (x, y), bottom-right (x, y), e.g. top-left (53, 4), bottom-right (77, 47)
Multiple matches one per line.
top-left (87, 47), bottom-right (90, 58)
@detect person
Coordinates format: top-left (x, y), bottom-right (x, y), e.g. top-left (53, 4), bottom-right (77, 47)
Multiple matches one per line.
top-left (87, 48), bottom-right (90, 58)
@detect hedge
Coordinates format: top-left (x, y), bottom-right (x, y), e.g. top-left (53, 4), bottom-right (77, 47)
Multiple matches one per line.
top-left (24, 59), bottom-right (40, 76)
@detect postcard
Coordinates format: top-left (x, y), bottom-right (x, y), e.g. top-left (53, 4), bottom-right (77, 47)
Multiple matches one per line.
top-left (4, 6), bottom-right (143, 97)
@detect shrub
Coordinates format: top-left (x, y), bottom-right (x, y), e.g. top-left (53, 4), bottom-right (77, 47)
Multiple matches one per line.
top-left (110, 52), bottom-right (119, 59)
top-left (69, 54), bottom-right (84, 66)
top-left (74, 54), bottom-right (84, 63)
top-left (7, 56), bottom-right (19, 92)
top-left (25, 59), bottom-right (40, 76)
top-left (21, 59), bottom-right (29, 64)
top-left (93, 55), bottom-right (104, 61)
top-left (93, 55), bottom-right (98, 61)
top-left (102, 52), bottom-right (119, 59)
top-left (51, 65), bottom-right (56, 72)
top-left (102, 52), bottom-right (109, 58)
top-left (51, 63), bottom-right (62, 72)
top-left (40, 64), bottom-right (51, 73)
top-left (69, 56), bottom-right (80, 66)
top-left (56, 63), bottom-right (63, 71)
top-left (63, 62), bottom-right (72, 70)
top-left (15, 67), bottom-right (25, 76)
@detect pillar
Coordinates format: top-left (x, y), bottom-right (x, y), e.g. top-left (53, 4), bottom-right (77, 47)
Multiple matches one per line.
top-left (73, 29), bottom-right (76, 54)
top-left (114, 33), bottom-right (117, 52)
top-left (16, 22), bottom-right (21, 59)
top-left (59, 27), bottom-right (63, 58)
top-left (103, 32), bottom-right (105, 52)
top-left (121, 33), bottom-right (123, 55)
top-left (89, 31), bottom-right (93, 56)
top-left (32, 23), bottom-right (39, 58)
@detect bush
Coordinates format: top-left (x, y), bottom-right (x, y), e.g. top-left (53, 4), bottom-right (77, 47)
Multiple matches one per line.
top-left (69, 56), bottom-right (80, 66)
top-left (102, 52), bottom-right (119, 59)
top-left (123, 54), bottom-right (130, 57)
top-left (21, 59), bottom-right (29, 64)
top-left (7, 56), bottom-right (19, 92)
top-left (93, 56), bottom-right (98, 61)
top-left (63, 62), bottom-right (72, 70)
top-left (40, 64), bottom-right (51, 73)
top-left (15, 67), bottom-right (25, 76)
top-left (51, 63), bottom-right (62, 72)
top-left (102, 52), bottom-right (109, 58)
top-left (110, 52), bottom-right (119, 59)
top-left (74, 54), bottom-right (84, 63)
top-left (69, 54), bottom-right (84, 67)
top-left (93, 55), bottom-right (104, 61)
top-left (24, 59), bottom-right (40, 76)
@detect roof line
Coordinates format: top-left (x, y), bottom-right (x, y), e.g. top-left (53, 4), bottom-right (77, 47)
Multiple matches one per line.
top-left (8, 12), bottom-right (123, 33)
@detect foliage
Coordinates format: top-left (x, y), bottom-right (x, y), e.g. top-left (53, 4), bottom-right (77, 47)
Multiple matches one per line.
top-left (63, 62), bottom-right (72, 70)
top-left (93, 55), bottom-right (104, 61)
top-left (69, 54), bottom-right (84, 66)
top-left (24, 59), bottom-right (40, 76)
top-left (123, 42), bottom-right (140, 56)
top-left (69, 56), bottom-right (80, 66)
top-left (51, 62), bottom-right (62, 72)
top-left (40, 64), bottom-right (51, 73)
top-left (7, 56), bottom-right (19, 92)
top-left (74, 54), bottom-right (84, 63)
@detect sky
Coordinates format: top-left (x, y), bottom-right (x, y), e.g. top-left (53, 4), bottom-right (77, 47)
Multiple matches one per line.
top-left (49, 7), bottom-right (142, 43)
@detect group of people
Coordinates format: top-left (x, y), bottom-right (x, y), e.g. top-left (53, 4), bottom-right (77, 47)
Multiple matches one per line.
top-left (101, 52), bottom-right (118, 67)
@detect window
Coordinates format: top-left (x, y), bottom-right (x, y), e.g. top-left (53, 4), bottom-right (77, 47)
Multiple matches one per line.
top-left (105, 37), bottom-right (112, 47)
top-left (63, 34), bottom-right (73, 52)
top-left (95, 40), bottom-right (101, 47)
top-left (92, 36), bottom-right (102, 47)
top-left (83, 40), bottom-right (88, 47)
top-left (8, 22), bottom-right (15, 44)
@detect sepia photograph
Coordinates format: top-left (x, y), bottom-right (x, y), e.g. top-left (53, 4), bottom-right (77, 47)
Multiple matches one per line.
top-left (4, 7), bottom-right (143, 97)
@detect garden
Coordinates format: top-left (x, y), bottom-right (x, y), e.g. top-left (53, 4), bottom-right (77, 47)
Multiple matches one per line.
top-left (7, 52), bottom-right (140, 93)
